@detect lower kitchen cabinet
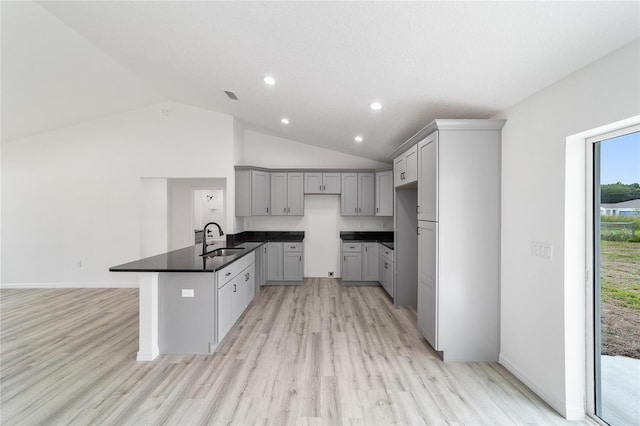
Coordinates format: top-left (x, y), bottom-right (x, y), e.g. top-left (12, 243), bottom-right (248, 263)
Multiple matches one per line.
top-left (217, 254), bottom-right (256, 344)
top-left (283, 243), bottom-right (304, 281)
top-left (342, 252), bottom-right (363, 281)
top-left (417, 221), bottom-right (437, 349)
top-left (265, 242), bottom-right (304, 284)
top-left (267, 243), bottom-right (283, 281)
top-left (380, 247), bottom-right (394, 297)
top-left (362, 243), bottom-right (379, 281)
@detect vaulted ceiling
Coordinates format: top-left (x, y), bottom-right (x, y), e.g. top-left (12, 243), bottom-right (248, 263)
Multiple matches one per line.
top-left (2, 1), bottom-right (639, 161)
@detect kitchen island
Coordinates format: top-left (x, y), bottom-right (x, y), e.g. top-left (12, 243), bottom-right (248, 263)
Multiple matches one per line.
top-left (110, 231), bottom-right (304, 361)
top-left (110, 241), bottom-right (263, 360)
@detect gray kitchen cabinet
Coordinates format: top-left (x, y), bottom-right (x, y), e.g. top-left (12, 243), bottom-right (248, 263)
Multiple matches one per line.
top-left (271, 172), bottom-right (304, 216)
top-left (362, 243), bottom-right (379, 281)
top-left (217, 277), bottom-right (235, 342)
top-left (304, 172), bottom-right (341, 194)
top-left (342, 251), bottom-right (362, 281)
top-left (217, 253), bottom-right (256, 344)
top-left (264, 242), bottom-right (304, 284)
top-left (287, 173), bottom-right (304, 215)
top-left (417, 132), bottom-right (438, 222)
top-left (358, 173), bottom-right (375, 216)
top-left (235, 169), bottom-right (251, 217)
top-left (251, 170), bottom-right (270, 216)
top-left (380, 246), bottom-right (395, 297)
top-left (340, 173), bottom-right (358, 215)
top-left (418, 221), bottom-right (437, 349)
top-left (375, 170), bottom-right (393, 216)
top-left (341, 172), bottom-right (375, 216)
top-left (394, 145), bottom-right (418, 187)
top-left (267, 243), bottom-right (283, 281)
top-left (257, 244), bottom-right (268, 287)
top-left (413, 119), bottom-right (503, 362)
top-left (283, 242), bottom-right (304, 282)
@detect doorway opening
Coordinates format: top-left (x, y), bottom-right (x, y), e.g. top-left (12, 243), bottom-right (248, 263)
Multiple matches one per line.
top-left (590, 127), bottom-right (639, 425)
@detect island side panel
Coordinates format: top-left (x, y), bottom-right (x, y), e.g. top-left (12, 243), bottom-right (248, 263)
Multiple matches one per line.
top-left (137, 272), bottom-right (160, 361)
top-left (158, 273), bottom-right (216, 354)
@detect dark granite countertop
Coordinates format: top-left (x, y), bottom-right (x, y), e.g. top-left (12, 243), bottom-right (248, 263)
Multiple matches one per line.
top-left (109, 241), bottom-right (265, 273)
top-left (340, 231), bottom-right (394, 249)
top-left (109, 231), bottom-right (304, 273)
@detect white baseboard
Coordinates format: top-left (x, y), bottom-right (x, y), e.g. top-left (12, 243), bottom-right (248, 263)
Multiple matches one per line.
top-left (0, 282), bottom-right (139, 289)
top-left (499, 353), bottom-right (584, 420)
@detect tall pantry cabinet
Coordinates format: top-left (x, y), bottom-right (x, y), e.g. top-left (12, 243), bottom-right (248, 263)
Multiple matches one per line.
top-left (415, 119), bottom-right (504, 362)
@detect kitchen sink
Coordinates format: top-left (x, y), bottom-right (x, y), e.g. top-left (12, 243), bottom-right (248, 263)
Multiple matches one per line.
top-left (202, 248), bottom-right (245, 257)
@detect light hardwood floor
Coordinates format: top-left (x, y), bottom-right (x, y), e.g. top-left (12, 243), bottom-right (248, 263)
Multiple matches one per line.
top-left (1, 279), bottom-right (586, 425)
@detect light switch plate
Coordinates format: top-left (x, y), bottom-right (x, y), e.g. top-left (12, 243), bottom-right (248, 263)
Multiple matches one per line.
top-left (181, 289), bottom-right (195, 298)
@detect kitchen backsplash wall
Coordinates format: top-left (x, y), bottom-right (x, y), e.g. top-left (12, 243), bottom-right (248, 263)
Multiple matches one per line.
top-left (238, 195), bottom-right (393, 277)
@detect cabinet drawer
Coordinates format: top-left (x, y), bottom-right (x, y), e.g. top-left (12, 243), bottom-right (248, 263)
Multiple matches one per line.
top-left (217, 251), bottom-right (256, 288)
top-left (382, 246), bottom-right (393, 261)
top-left (283, 242), bottom-right (303, 252)
top-left (342, 242), bottom-right (362, 252)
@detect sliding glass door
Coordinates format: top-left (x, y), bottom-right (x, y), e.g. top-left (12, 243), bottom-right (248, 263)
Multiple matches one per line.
top-left (592, 129), bottom-right (639, 426)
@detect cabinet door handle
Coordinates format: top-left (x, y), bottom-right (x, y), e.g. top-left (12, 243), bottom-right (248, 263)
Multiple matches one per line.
top-left (225, 272), bottom-right (232, 277)
top-left (344, 256), bottom-right (346, 261)
top-left (365, 246), bottom-right (367, 252)
top-left (233, 284), bottom-right (237, 292)
top-left (323, 185), bottom-right (326, 191)
top-left (319, 185), bottom-right (322, 191)
top-left (355, 207), bottom-right (357, 213)
top-left (416, 205), bottom-right (420, 214)
top-left (376, 207), bottom-right (379, 213)
top-left (299, 256), bottom-right (301, 261)
top-left (266, 207), bottom-right (269, 213)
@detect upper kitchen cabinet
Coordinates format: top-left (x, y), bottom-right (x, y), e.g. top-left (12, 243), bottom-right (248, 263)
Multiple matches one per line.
top-left (270, 172), bottom-right (304, 216)
top-left (235, 168), bottom-right (270, 216)
top-left (251, 170), bottom-right (270, 216)
top-left (417, 132), bottom-right (438, 222)
top-left (375, 170), bottom-right (393, 216)
top-left (304, 172), bottom-right (341, 194)
top-left (341, 172), bottom-right (375, 216)
top-left (393, 145), bottom-right (417, 187)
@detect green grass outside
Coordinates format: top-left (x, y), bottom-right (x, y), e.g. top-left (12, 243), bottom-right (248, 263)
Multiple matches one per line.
top-left (600, 240), bottom-right (640, 309)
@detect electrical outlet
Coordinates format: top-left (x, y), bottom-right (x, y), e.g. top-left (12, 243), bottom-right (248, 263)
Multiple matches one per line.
top-left (76, 260), bottom-right (83, 268)
top-left (328, 271), bottom-right (334, 277)
top-left (181, 289), bottom-right (195, 297)
top-left (531, 241), bottom-right (553, 260)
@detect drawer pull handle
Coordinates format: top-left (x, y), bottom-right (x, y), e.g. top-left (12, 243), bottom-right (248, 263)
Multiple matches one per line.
top-left (225, 272), bottom-right (232, 277)
top-left (233, 284), bottom-right (237, 292)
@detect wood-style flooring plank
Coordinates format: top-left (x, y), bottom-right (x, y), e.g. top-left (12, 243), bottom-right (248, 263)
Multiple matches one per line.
top-left (1, 280), bottom-right (588, 425)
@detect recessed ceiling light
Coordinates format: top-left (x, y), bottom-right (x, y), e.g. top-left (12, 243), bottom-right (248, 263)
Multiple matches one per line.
top-left (264, 76), bottom-right (276, 86)
top-left (354, 136), bottom-right (364, 143)
top-left (369, 102), bottom-right (382, 111)
top-left (281, 118), bottom-right (290, 125)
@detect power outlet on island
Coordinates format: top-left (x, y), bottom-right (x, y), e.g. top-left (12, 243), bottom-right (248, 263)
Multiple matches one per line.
top-left (181, 289), bottom-right (195, 298)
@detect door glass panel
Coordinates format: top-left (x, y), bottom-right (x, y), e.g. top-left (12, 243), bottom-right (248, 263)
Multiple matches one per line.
top-left (594, 131), bottom-right (640, 425)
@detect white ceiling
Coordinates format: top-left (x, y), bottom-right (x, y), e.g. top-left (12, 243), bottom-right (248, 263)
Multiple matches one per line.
top-left (2, 1), bottom-right (639, 161)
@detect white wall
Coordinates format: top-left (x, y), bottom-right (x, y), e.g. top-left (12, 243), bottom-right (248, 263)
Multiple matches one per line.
top-left (243, 130), bottom-right (388, 169)
top-left (1, 101), bottom-right (235, 286)
top-left (241, 130), bottom-right (393, 277)
top-left (495, 39), bottom-right (640, 419)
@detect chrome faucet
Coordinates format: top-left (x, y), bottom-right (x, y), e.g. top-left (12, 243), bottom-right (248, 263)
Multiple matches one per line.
top-left (202, 222), bottom-right (224, 255)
